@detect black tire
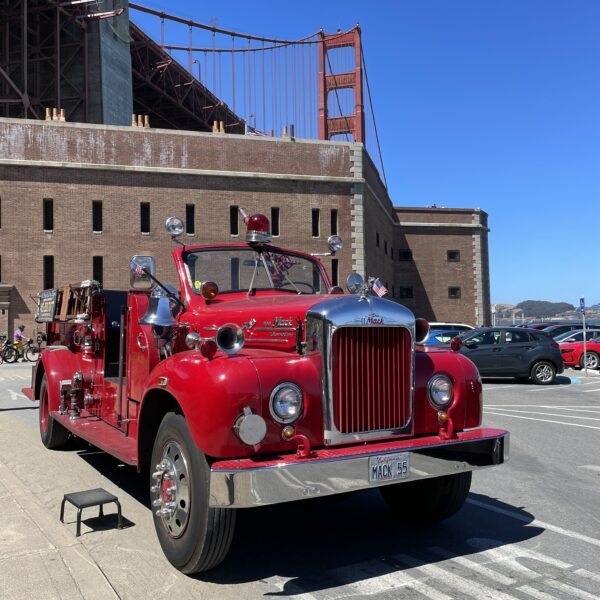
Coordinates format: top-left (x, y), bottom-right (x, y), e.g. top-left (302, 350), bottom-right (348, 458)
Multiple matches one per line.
top-left (150, 412), bottom-right (236, 574)
top-left (2, 346), bottom-right (16, 363)
top-left (380, 471), bottom-right (472, 524)
top-left (530, 361), bottom-right (556, 385)
top-left (39, 375), bottom-right (69, 449)
top-left (579, 352), bottom-right (600, 370)
top-left (24, 347), bottom-right (39, 362)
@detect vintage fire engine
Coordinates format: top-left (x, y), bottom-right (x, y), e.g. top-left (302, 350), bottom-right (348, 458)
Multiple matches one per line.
top-left (25, 212), bottom-right (508, 575)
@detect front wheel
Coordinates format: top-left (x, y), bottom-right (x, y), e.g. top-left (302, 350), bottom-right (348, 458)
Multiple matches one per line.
top-left (580, 352), bottom-right (600, 370)
top-left (380, 472), bottom-right (472, 524)
top-left (150, 412), bottom-right (236, 574)
top-left (24, 347), bottom-right (39, 362)
top-left (530, 361), bottom-right (556, 385)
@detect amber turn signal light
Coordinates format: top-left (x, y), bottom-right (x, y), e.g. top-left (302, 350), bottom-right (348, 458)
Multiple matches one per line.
top-left (437, 411), bottom-right (449, 424)
top-left (201, 281), bottom-right (219, 300)
top-left (281, 425), bottom-right (296, 441)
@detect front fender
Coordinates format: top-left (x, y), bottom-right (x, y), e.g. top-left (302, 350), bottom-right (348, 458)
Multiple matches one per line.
top-left (141, 352), bottom-right (261, 458)
top-left (414, 349), bottom-right (482, 433)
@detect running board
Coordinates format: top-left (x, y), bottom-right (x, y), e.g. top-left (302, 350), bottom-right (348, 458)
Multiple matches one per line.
top-left (52, 412), bottom-right (138, 466)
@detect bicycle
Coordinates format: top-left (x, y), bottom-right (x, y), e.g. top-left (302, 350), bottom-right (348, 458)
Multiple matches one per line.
top-left (1, 338), bottom-right (39, 363)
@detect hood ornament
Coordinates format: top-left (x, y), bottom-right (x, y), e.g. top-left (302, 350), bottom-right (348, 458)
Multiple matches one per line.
top-left (345, 272), bottom-right (388, 301)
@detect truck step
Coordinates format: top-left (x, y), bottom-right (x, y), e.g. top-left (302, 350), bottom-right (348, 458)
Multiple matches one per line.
top-left (53, 412), bottom-right (137, 467)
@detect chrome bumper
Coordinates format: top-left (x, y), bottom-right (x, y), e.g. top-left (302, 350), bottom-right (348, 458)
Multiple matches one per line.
top-left (208, 430), bottom-right (509, 508)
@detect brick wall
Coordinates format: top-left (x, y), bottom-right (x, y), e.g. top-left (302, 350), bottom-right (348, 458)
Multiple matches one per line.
top-left (0, 118), bottom-right (490, 335)
top-left (394, 207), bottom-right (491, 325)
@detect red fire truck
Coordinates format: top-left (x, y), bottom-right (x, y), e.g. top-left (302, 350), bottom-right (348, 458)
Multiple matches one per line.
top-left (25, 212), bottom-right (508, 575)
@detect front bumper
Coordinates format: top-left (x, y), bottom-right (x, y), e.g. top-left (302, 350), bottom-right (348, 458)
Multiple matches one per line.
top-left (209, 428), bottom-right (509, 508)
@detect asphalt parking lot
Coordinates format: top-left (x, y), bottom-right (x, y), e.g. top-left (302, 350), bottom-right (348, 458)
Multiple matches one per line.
top-left (1, 363), bottom-right (600, 599)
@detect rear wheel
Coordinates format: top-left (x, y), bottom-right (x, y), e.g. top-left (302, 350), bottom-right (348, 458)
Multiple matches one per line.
top-left (530, 361), bottom-right (556, 385)
top-left (39, 375), bottom-right (69, 449)
top-left (580, 352), bottom-right (600, 370)
top-left (2, 346), bottom-right (16, 363)
top-left (150, 412), bottom-right (236, 574)
top-left (380, 472), bottom-right (472, 524)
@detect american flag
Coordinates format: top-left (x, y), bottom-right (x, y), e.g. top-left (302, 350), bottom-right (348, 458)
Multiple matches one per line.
top-left (372, 279), bottom-right (388, 298)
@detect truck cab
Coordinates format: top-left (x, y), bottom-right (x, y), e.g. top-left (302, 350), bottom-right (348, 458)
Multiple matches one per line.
top-left (26, 212), bottom-right (508, 575)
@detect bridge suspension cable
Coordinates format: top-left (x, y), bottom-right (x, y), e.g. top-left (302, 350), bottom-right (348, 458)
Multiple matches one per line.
top-left (129, 3), bottom-right (387, 187)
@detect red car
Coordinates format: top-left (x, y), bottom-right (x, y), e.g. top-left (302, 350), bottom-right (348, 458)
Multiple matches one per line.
top-left (560, 338), bottom-right (600, 369)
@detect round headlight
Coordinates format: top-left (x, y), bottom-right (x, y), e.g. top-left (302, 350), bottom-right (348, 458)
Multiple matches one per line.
top-left (270, 383), bottom-right (303, 424)
top-left (427, 374), bottom-right (454, 409)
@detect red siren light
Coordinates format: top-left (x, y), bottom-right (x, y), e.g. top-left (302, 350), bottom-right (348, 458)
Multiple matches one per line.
top-left (245, 213), bottom-right (271, 244)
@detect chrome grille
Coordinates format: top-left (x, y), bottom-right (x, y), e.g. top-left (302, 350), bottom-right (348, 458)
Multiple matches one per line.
top-left (331, 327), bottom-right (411, 434)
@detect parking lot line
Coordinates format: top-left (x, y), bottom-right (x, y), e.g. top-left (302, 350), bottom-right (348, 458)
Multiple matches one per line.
top-left (527, 386), bottom-right (576, 392)
top-left (467, 498), bottom-right (600, 549)
top-left (483, 386), bottom-right (520, 391)
top-left (484, 408), bottom-right (600, 421)
top-left (486, 406), bottom-right (600, 410)
top-left (483, 411), bottom-right (600, 430)
top-left (582, 388), bottom-right (600, 393)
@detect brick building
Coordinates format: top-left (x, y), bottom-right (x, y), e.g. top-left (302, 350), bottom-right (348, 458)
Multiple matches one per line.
top-left (0, 117), bottom-right (490, 337)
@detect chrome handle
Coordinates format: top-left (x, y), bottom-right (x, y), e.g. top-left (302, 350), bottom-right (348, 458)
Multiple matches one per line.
top-left (137, 332), bottom-right (147, 352)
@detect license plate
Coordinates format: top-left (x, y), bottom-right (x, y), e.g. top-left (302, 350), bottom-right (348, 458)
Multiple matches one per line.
top-left (368, 452), bottom-right (410, 483)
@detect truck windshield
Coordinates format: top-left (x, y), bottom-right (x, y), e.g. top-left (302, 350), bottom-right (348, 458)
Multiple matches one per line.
top-left (184, 247), bottom-right (328, 295)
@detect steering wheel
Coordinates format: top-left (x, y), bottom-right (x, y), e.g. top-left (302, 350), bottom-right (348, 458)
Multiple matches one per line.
top-left (280, 280), bottom-right (315, 293)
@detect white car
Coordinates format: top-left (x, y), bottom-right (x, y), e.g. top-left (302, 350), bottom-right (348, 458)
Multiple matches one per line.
top-left (429, 322), bottom-right (474, 331)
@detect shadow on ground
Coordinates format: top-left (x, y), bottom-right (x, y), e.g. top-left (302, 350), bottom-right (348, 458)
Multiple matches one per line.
top-left (202, 491), bottom-right (541, 590)
top-left (75, 441), bottom-right (541, 594)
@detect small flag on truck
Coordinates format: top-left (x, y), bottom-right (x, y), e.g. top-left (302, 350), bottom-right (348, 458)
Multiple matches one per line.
top-left (373, 279), bottom-right (388, 298)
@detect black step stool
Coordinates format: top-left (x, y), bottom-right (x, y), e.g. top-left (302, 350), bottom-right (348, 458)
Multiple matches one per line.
top-left (60, 488), bottom-right (123, 537)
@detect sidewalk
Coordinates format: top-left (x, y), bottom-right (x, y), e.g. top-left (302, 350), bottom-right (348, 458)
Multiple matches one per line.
top-left (0, 365), bottom-right (259, 600)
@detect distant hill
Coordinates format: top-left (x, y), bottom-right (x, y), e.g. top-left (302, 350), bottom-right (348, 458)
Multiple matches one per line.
top-left (516, 300), bottom-right (575, 318)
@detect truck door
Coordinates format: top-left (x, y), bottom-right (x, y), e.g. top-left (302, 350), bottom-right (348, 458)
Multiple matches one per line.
top-left (126, 292), bottom-right (160, 402)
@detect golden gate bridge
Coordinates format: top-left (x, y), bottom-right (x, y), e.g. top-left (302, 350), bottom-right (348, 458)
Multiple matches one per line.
top-left (0, 0), bottom-right (387, 184)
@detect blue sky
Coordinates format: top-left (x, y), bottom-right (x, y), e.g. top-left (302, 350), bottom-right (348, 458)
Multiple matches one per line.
top-left (131, 1), bottom-right (600, 306)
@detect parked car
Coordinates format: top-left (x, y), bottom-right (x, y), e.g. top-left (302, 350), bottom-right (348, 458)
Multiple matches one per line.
top-left (422, 329), bottom-right (464, 345)
top-left (559, 338), bottom-right (600, 369)
top-left (542, 324), bottom-right (585, 338)
top-left (429, 322), bottom-right (474, 331)
top-left (555, 329), bottom-right (600, 344)
top-left (522, 322), bottom-right (555, 330)
top-left (456, 327), bottom-right (563, 384)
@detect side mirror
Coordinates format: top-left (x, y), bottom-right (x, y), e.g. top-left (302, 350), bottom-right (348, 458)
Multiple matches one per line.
top-left (129, 255), bottom-right (156, 290)
top-left (327, 235), bottom-right (343, 255)
top-left (463, 339), bottom-right (476, 349)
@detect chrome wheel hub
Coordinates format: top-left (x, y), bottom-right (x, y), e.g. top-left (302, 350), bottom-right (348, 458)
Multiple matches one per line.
top-left (151, 441), bottom-right (190, 538)
top-left (535, 364), bottom-right (553, 382)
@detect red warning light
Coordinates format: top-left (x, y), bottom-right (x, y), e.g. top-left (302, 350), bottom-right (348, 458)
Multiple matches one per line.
top-left (244, 213), bottom-right (271, 243)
